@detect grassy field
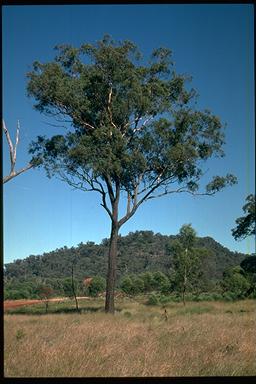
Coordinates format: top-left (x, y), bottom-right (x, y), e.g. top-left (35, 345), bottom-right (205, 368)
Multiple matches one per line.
top-left (4, 298), bottom-right (256, 377)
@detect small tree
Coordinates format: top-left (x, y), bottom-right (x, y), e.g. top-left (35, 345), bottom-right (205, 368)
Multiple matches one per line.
top-left (169, 224), bottom-right (205, 305)
top-left (38, 285), bottom-right (54, 313)
top-left (232, 194), bottom-right (255, 240)
top-left (62, 276), bottom-right (80, 312)
top-left (87, 276), bottom-right (106, 297)
top-left (3, 119), bottom-right (34, 183)
top-left (71, 259), bottom-right (79, 312)
top-left (26, 36), bottom-right (237, 313)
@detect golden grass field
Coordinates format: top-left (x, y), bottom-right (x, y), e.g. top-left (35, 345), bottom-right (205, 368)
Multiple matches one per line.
top-left (4, 298), bottom-right (256, 377)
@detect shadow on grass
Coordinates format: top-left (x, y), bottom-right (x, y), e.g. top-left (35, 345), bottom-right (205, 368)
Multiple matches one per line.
top-left (5, 305), bottom-right (122, 316)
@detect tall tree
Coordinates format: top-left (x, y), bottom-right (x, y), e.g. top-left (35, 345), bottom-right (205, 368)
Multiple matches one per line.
top-left (168, 224), bottom-right (206, 305)
top-left (231, 194), bottom-right (255, 240)
top-left (3, 120), bottom-right (34, 183)
top-left (26, 36), bottom-right (237, 313)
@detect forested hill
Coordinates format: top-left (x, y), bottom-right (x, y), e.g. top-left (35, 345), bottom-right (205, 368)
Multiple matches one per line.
top-left (4, 231), bottom-right (247, 283)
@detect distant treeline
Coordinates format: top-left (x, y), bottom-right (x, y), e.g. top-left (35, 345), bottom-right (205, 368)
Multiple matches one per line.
top-left (4, 231), bottom-right (255, 301)
top-left (5, 231), bottom-right (248, 280)
top-left (4, 266), bottom-right (256, 302)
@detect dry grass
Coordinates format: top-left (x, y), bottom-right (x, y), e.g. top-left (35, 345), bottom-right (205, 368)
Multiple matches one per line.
top-left (4, 299), bottom-right (256, 377)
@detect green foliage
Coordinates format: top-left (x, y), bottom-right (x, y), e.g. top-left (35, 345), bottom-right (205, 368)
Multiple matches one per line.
top-left (158, 295), bottom-right (172, 304)
top-left (178, 224), bottom-right (196, 249)
top-left (27, 36), bottom-right (236, 227)
top-left (222, 292), bottom-right (239, 302)
top-left (240, 256), bottom-right (256, 274)
top-left (221, 266), bottom-right (250, 298)
top-left (61, 277), bottom-right (79, 298)
top-left (120, 275), bottom-right (144, 295)
top-left (139, 272), bottom-right (155, 292)
top-left (5, 289), bottom-right (30, 300)
top-left (232, 194), bottom-right (255, 240)
top-left (16, 329), bottom-right (26, 341)
top-left (24, 36), bottom-right (237, 312)
top-left (37, 285), bottom-right (54, 300)
top-left (4, 231), bottom-right (250, 300)
top-left (120, 271), bottom-right (171, 296)
top-left (87, 276), bottom-right (106, 297)
top-left (147, 294), bottom-right (159, 306)
top-left (150, 271), bottom-right (172, 294)
top-left (120, 276), bottom-right (134, 295)
top-left (168, 225), bottom-right (209, 302)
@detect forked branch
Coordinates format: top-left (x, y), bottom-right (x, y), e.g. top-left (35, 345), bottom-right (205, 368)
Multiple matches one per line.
top-left (3, 119), bottom-right (33, 184)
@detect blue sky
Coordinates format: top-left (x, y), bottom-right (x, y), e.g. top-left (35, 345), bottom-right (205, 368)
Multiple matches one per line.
top-left (3, 4), bottom-right (255, 264)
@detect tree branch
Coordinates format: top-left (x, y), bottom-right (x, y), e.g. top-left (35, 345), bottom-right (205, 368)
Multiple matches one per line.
top-left (103, 174), bottom-right (115, 204)
top-left (100, 191), bottom-right (113, 220)
top-left (107, 86), bottom-right (117, 134)
top-left (3, 119), bottom-right (33, 184)
top-left (146, 187), bottom-right (215, 200)
top-left (3, 119), bottom-right (15, 172)
top-left (57, 169), bottom-right (114, 220)
top-left (13, 120), bottom-right (20, 166)
top-left (132, 116), bottom-right (153, 133)
top-left (126, 192), bottom-right (131, 215)
top-left (3, 163), bottom-right (34, 184)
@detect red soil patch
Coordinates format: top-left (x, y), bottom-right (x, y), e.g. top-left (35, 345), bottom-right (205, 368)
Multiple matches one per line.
top-left (4, 298), bottom-right (66, 310)
top-left (4, 297), bottom-right (90, 310)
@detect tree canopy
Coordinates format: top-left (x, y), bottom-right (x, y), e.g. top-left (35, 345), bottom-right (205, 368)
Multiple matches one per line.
top-left (26, 36), bottom-right (237, 312)
top-left (27, 35), bottom-right (236, 220)
top-left (168, 224), bottom-right (209, 304)
top-left (232, 194), bottom-right (255, 240)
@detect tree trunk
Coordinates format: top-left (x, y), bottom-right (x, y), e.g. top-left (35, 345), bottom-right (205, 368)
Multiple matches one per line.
top-left (71, 263), bottom-right (79, 313)
top-left (105, 221), bottom-right (119, 314)
top-left (182, 264), bottom-right (187, 306)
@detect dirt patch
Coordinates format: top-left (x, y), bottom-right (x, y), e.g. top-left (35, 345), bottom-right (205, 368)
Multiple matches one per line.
top-left (4, 297), bottom-right (90, 310)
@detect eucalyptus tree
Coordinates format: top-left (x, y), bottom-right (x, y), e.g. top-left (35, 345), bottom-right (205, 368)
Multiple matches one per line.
top-left (232, 194), bottom-right (255, 240)
top-left (26, 36), bottom-right (236, 313)
top-left (169, 224), bottom-right (203, 305)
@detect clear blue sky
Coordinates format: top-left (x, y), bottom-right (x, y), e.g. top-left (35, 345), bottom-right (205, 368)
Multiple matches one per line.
top-left (3, 4), bottom-right (255, 264)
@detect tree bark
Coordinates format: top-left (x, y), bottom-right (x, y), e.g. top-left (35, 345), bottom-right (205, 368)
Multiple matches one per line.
top-left (71, 263), bottom-right (79, 313)
top-left (182, 262), bottom-right (187, 306)
top-left (105, 220), bottom-right (119, 314)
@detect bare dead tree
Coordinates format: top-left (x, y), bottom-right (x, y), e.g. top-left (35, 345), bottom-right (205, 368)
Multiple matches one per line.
top-left (3, 119), bottom-right (33, 184)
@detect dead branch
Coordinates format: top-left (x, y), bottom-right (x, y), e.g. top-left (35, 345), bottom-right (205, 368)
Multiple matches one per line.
top-left (3, 119), bottom-right (33, 184)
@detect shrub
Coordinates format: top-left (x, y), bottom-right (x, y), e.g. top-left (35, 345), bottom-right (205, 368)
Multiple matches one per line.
top-left (120, 276), bottom-right (134, 295)
top-left (61, 277), bottom-right (79, 299)
top-left (123, 311), bottom-right (132, 318)
top-left (120, 275), bottom-right (144, 295)
top-left (16, 329), bottom-right (26, 340)
top-left (211, 293), bottom-right (223, 301)
top-left (87, 276), bottom-right (106, 297)
top-left (222, 292), bottom-right (237, 301)
top-left (221, 266), bottom-right (250, 297)
top-left (5, 289), bottom-right (30, 300)
top-left (147, 294), bottom-right (159, 306)
top-left (139, 272), bottom-right (155, 292)
top-left (152, 271), bottom-right (169, 291)
top-left (158, 295), bottom-right (171, 304)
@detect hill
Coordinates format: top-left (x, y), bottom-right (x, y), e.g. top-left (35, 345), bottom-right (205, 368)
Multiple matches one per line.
top-left (4, 231), bottom-right (247, 284)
